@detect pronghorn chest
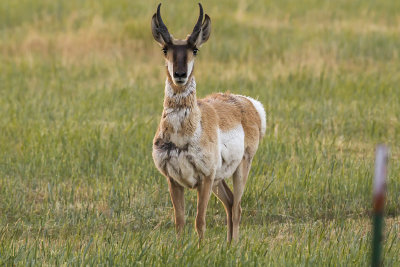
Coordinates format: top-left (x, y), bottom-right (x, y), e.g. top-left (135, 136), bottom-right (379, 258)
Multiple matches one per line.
top-left (153, 117), bottom-right (246, 188)
top-left (163, 107), bottom-right (192, 147)
top-left (153, 109), bottom-right (214, 188)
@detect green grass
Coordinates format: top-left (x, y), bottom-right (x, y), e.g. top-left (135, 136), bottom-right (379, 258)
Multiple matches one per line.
top-left (1, 0), bottom-right (399, 265)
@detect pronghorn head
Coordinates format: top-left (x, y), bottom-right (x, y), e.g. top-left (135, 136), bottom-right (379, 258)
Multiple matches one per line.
top-left (151, 3), bottom-right (211, 87)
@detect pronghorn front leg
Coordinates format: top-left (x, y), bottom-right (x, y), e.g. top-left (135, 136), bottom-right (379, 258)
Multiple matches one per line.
top-left (167, 177), bottom-right (185, 237)
top-left (195, 175), bottom-right (213, 241)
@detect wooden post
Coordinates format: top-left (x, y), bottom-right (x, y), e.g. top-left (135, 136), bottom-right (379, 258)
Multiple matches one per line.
top-left (372, 145), bottom-right (388, 267)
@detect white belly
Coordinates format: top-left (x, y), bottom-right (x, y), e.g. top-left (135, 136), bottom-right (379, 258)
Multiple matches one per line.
top-left (215, 125), bottom-right (245, 179)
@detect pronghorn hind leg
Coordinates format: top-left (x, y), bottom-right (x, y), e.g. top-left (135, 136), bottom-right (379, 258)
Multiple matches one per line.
top-left (195, 175), bottom-right (214, 242)
top-left (167, 177), bottom-right (185, 238)
top-left (212, 180), bottom-right (234, 242)
top-left (232, 154), bottom-right (253, 242)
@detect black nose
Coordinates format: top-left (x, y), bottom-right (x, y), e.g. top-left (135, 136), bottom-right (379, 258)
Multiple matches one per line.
top-left (174, 71), bottom-right (187, 78)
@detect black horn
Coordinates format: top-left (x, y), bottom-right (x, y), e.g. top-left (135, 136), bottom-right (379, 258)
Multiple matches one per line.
top-left (188, 3), bottom-right (204, 45)
top-left (156, 3), bottom-right (172, 44)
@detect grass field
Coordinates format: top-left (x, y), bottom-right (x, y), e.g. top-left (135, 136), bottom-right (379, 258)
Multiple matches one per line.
top-left (1, 0), bottom-right (399, 265)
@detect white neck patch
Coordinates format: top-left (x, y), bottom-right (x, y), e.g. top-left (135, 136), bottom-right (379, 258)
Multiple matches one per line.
top-left (165, 78), bottom-right (196, 100)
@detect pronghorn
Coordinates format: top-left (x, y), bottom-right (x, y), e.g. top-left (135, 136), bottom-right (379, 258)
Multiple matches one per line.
top-left (151, 3), bottom-right (266, 242)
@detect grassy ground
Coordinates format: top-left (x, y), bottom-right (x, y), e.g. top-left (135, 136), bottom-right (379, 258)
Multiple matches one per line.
top-left (1, 0), bottom-right (399, 265)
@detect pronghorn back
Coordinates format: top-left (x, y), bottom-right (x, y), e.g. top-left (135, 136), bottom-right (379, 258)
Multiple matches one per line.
top-left (202, 93), bottom-right (266, 139)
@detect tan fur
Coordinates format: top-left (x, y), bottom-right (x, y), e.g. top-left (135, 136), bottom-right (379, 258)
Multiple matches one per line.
top-left (199, 93), bottom-right (261, 156)
top-left (151, 4), bottom-right (266, 244)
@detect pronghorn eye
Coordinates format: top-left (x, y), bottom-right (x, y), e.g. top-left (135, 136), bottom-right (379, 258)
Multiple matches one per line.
top-left (193, 48), bottom-right (199, 55)
top-left (162, 48), bottom-right (167, 55)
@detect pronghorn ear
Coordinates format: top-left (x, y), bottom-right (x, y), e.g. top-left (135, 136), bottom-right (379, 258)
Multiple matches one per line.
top-left (151, 3), bottom-right (172, 46)
top-left (193, 14), bottom-right (211, 47)
top-left (151, 13), bottom-right (166, 46)
top-left (200, 14), bottom-right (211, 45)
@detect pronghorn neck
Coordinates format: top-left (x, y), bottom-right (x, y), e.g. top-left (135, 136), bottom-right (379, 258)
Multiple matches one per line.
top-left (161, 77), bottom-right (200, 140)
top-left (163, 77), bottom-right (198, 110)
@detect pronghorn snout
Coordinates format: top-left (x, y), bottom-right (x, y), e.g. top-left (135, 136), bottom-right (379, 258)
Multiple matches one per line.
top-left (173, 69), bottom-right (189, 85)
top-left (174, 71), bottom-right (187, 79)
